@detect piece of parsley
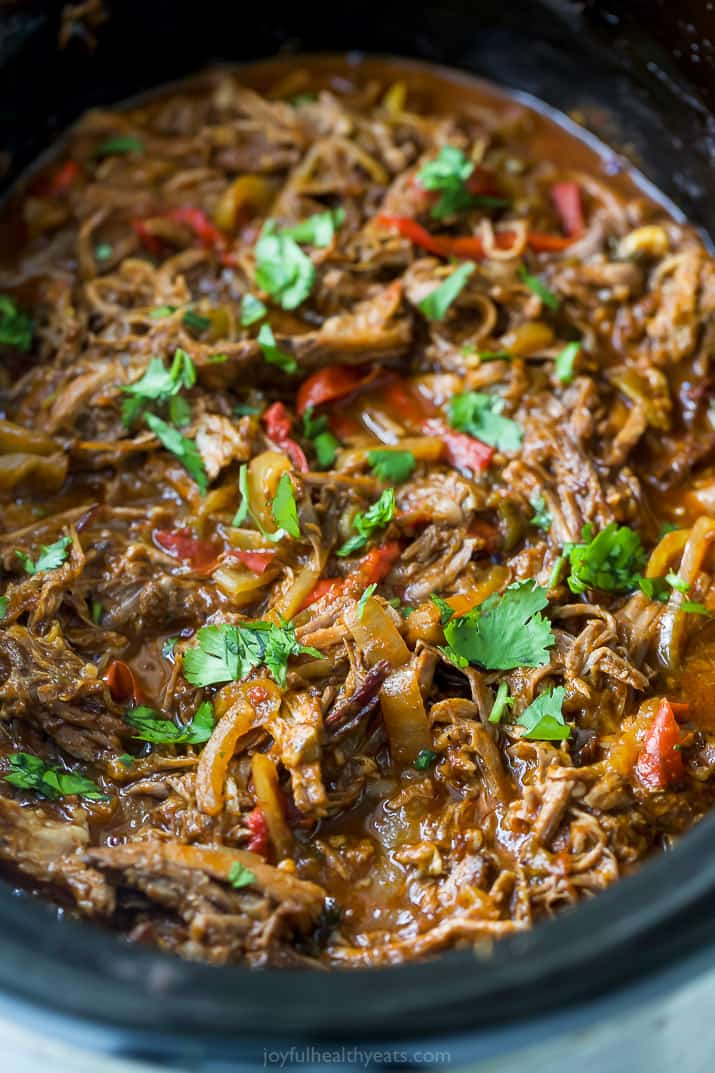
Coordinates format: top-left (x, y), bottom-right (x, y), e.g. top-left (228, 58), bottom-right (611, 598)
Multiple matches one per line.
top-left (565, 523), bottom-right (646, 595)
top-left (254, 221), bottom-right (315, 310)
top-left (16, 535), bottom-right (71, 575)
top-left (418, 263), bottom-right (475, 321)
top-left (302, 407), bottom-right (340, 468)
top-left (4, 752), bottom-right (108, 800)
top-left (233, 464), bottom-right (289, 541)
top-left (118, 753), bottom-right (134, 768)
top-left (256, 323), bottom-right (297, 373)
top-left (272, 472), bottom-right (301, 539)
top-left (417, 146), bottom-right (475, 220)
top-left (182, 309), bottom-right (211, 334)
top-left (488, 680), bottom-right (514, 724)
top-left (228, 861), bottom-right (256, 889)
top-left (357, 583), bottom-right (377, 620)
top-left (121, 348), bottom-right (196, 427)
top-left (368, 449), bottom-right (416, 484)
top-left (94, 134), bottom-right (144, 157)
top-left (519, 265), bottom-right (560, 310)
top-left (183, 621), bottom-right (321, 689)
top-left (431, 594), bottom-right (455, 625)
top-left (125, 701), bottom-right (215, 745)
top-left (0, 295), bottom-right (33, 351)
top-left (337, 488), bottom-right (396, 557)
top-left (280, 208), bottom-right (345, 248)
top-left (0, 596), bottom-right (7, 621)
top-left (518, 685), bottom-right (570, 741)
top-left (144, 412), bottom-right (208, 495)
top-left (443, 580), bottom-right (555, 671)
top-left (554, 341), bottom-right (581, 385)
top-left (90, 599), bottom-right (103, 624)
top-left (241, 293), bottom-right (267, 326)
top-left (413, 749), bottom-right (439, 771)
top-left (448, 391), bottom-right (523, 452)
top-left (95, 242), bottom-right (113, 262)
top-left (530, 495), bottom-right (552, 532)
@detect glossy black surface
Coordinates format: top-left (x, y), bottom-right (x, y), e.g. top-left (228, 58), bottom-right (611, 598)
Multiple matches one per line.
top-left (0, 0), bottom-right (714, 1058)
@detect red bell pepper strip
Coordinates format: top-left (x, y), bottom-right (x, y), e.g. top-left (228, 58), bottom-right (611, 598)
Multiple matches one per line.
top-left (422, 418), bottom-right (494, 473)
top-left (551, 182), bottom-right (584, 238)
top-left (42, 159), bottom-right (81, 197)
top-left (246, 806), bottom-right (270, 855)
top-left (131, 218), bottom-right (163, 256)
top-left (168, 206), bottom-right (226, 249)
top-left (635, 698), bottom-right (686, 790)
top-left (379, 377), bottom-right (433, 426)
top-left (231, 549), bottom-right (276, 574)
top-left (296, 365), bottom-right (376, 418)
top-left (153, 528), bottom-right (219, 574)
top-left (299, 541), bottom-right (402, 610)
top-left (105, 660), bottom-right (144, 705)
top-left (262, 402), bottom-right (308, 472)
top-left (376, 214), bottom-right (573, 258)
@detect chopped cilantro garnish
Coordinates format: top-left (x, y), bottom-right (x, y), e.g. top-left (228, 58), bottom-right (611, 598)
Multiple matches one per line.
top-left (240, 293), bottom-right (267, 326)
top-left (518, 265), bottom-right (560, 310)
top-left (664, 570), bottom-right (688, 593)
top-left (368, 449), bottom-right (416, 484)
top-left (144, 412), bottom-right (208, 495)
top-left (548, 555), bottom-right (567, 590)
top-left (357, 583), bottom-right (377, 620)
top-left (280, 208), bottom-right (345, 248)
top-left (16, 535), bottom-right (71, 575)
top-left (565, 523), bottom-right (646, 595)
top-left (0, 596), bottom-right (7, 621)
top-left (476, 349), bottom-right (513, 362)
top-left (125, 701), bottom-right (215, 745)
top-left (94, 135), bottom-right (144, 157)
top-left (90, 599), bottom-right (103, 624)
top-left (257, 323), bottom-right (297, 373)
top-left (518, 685), bottom-right (570, 741)
top-left (681, 600), bottom-right (711, 616)
top-left (150, 305), bottom-right (177, 318)
top-left (443, 580), bottom-right (555, 671)
top-left (417, 146), bottom-right (481, 220)
top-left (168, 395), bottom-right (191, 428)
top-left (448, 391), bottom-right (523, 452)
top-left (271, 472), bottom-right (301, 539)
top-left (228, 861), bottom-right (256, 889)
top-left (118, 754), bottom-right (134, 768)
top-left (337, 488), bottom-right (396, 557)
top-left (5, 753), bottom-right (108, 800)
top-left (254, 221), bottom-right (315, 310)
top-left (488, 680), bottom-right (513, 724)
top-left (234, 464), bottom-right (291, 541)
top-left (530, 495), bottom-right (552, 532)
top-left (554, 341), bottom-right (581, 385)
top-left (431, 594), bottom-right (455, 625)
top-left (121, 348), bottom-right (196, 427)
top-left (94, 242), bottom-right (113, 262)
top-left (418, 263), bottom-right (474, 321)
top-left (183, 621), bottom-right (321, 689)
top-left (302, 407), bottom-right (340, 468)
top-left (413, 749), bottom-right (439, 771)
top-left (0, 295), bottom-right (33, 352)
top-left (182, 309), bottom-right (211, 333)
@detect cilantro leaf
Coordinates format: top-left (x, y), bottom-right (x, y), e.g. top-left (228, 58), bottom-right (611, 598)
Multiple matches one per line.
top-left (554, 341), bottom-right (581, 384)
top-left (168, 394), bottom-right (192, 428)
top-left (254, 221), bottom-right (315, 310)
top-left (530, 495), bottom-right (552, 532)
top-left (125, 701), bottom-right (215, 745)
top-left (443, 580), bottom-right (555, 670)
top-left (0, 596), bottom-right (7, 621)
top-left (271, 472), bottom-right (301, 539)
top-left (488, 680), bottom-right (513, 724)
top-left (228, 861), bottom-right (256, 889)
top-left (183, 621), bottom-right (321, 689)
top-left (518, 686), bottom-right (570, 741)
top-left (368, 449), bottom-right (416, 484)
top-left (240, 293), bottom-right (267, 326)
top-left (302, 407), bottom-right (340, 468)
top-left (565, 523), bottom-right (646, 595)
top-left (233, 464), bottom-right (288, 541)
top-left (357, 583), bottom-right (377, 620)
top-left (94, 135), bottom-right (144, 157)
top-left (182, 309), bottom-right (211, 333)
top-left (257, 323), bottom-right (297, 373)
top-left (417, 146), bottom-right (474, 220)
top-left (0, 295), bottom-right (33, 351)
top-left (16, 535), bottom-right (71, 575)
top-left (413, 749), bottom-right (439, 770)
top-left (144, 412), bottom-right (208, 495)
top-left (150, 305), bottom-right (177, 318)
top-left (519, 265), bottom-right (560, 310)
top-left (681, 600), bottom-right (711, 616)
top-left (5, 752), bottom-right (107, 800)
top-left (280, 208), bottom-right (345, 248)
top-left (337, 488), bottom-right (396, 557)
top-left (431, 594), bottom-right (455, 625)
top-left (95, 242), bottom-right (113, 262)
top-left (121, 349), bottom-right (196, 427)
top-left (448, 391), bottom-right (523, 452)
top-left (418, 263), bottom-right (474, 320)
